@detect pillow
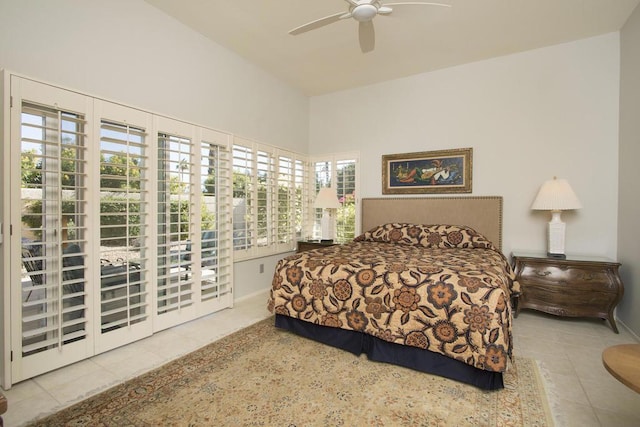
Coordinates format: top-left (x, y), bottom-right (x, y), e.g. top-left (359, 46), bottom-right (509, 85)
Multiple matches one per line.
top-left (354, 223), bottom-right (496, 250)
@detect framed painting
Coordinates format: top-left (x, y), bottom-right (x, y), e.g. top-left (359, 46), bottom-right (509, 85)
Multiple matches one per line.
top-left (382, 148), bottom-right (472, 194)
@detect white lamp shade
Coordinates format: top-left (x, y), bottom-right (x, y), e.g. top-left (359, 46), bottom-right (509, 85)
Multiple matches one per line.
top-left (314, 187), bottom-right (341, 209)
top-left (531, 177), bottom-right (582, 211)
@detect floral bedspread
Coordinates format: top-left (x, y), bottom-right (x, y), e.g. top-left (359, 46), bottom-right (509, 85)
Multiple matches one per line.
top-left (268, 223), bottom-right (521, 373)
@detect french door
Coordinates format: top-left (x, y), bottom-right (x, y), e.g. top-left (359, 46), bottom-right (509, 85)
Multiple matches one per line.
top-left (5, 76), bottom-right (233, 386)
top-left (10, 77), bottom-right (94, 381)
top-left (154, 118), bottom-right (233, 331)
top-left (94, 100), bottom-right (154, 354)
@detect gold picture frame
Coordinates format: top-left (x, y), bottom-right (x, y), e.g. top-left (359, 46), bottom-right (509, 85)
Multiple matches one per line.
top-left (382, 148), bottom-right (473, 194)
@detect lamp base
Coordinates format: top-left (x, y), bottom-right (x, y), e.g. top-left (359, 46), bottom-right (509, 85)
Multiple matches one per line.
top-left (320, 209), bottom-right (335, 241)
top-left (547, 210), bottom-right (566, 258)
top-left (547, 252), bottom-right (566, 259)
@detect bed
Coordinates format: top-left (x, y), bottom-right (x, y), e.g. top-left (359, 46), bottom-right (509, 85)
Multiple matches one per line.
top-left (268, 196), bottom-right (520, 390)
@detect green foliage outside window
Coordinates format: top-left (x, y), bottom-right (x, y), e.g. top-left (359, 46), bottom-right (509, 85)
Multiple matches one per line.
top-left (21, 150), bottom-right (215, 246)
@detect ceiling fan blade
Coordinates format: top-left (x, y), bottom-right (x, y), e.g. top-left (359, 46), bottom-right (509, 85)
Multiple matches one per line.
top-left (384, 2), bottom-right (451, 8)
top-left (359, 21), bottom-right (375, 53)
top-left (344, 0), bottom-right (360, 6)
top-left (289, 12), bottom-right (346, 35)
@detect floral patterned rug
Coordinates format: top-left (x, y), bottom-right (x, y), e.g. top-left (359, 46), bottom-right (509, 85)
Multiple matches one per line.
top-left (29, 318), bottom-right (553, 426)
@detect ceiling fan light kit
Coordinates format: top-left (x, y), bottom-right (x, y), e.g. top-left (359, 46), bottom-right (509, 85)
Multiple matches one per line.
top-left (289, 0), bottom-right (451, 53)
top-left (352, 4), bottom-right (378, 21)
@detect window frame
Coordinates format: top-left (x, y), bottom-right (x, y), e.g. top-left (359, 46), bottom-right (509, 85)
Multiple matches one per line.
top-left (309, 153), bottom-right (360, 243)
top-left (232, 137), bottom-right (311, 260)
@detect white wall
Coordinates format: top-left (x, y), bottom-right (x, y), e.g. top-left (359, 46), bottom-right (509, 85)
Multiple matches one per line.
top-left (618, 4), bottom-right (640, 337)
top-left (0, 0), bottom-right (310, 299)
top-left (310, 34), bottom-right (620, 260)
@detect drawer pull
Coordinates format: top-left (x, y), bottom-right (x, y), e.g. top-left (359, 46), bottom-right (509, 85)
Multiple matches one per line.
top-left (533, 270), bottom-right (551, 277)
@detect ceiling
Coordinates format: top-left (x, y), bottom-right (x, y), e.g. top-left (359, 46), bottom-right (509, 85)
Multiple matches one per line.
top-left (145, 0), bottom-right (639, 96)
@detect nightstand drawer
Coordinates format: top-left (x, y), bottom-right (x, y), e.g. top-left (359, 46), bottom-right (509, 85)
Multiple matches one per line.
top-left (518, 264), bottom-right (617, 293)
top-left (520, 282), bottom-right (615, 318)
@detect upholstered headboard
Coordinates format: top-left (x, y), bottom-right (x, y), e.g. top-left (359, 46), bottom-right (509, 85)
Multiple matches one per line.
top-left (361, 196), bottom-right (503, 250)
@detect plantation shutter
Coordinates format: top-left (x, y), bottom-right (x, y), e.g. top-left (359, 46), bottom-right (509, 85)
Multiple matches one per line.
top-left (231, 141), bottom-right (254, 256)
top-left (95, 98), bottom-right (154, 351)
top-left (311, 155), bottom-right (359, 243)
top-left (336, 159), bottom-right (357, 242)
top-left (256, 149), bottom-right (275, 249)
top-left (11, 76), bottom-right (94, 383)
top-left (19, 102), bottom-right (88, 354)
top-left (155, 117), bottom-right (197, 330)
top-left (198, 130), bottom-right (233, 307)
top-left (295, 158), bottom-right (310, 242)
top-left (276, 155), bottom-right (294, 248)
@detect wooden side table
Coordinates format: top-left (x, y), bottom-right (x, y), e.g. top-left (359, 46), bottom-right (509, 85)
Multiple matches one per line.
top-left (511, 252), bottom-right (624, 333)
top-left (296, 240), bottom-right (337, 253)
top-left (602, 344), bottom-right (640, 393)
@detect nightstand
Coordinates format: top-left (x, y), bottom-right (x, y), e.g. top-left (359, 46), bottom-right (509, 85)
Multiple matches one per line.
top-left (511, 252), bottom-right (624, 333)
top-left (296, 240), bottom-right (338, 253)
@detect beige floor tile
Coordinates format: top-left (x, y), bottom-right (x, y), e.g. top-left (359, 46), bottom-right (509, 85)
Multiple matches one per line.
top-left (46, 369), bottom-right (121, 406)
top-left (141, 328), bottom-right (205, 359)
top-left (0, 379), bottom-right (42, 404)
top-left (528, 351), bottom-right (576, 376)
top-left (594, 407), bottom-right (640, 427)
top-left (554, 398), bottom-right (602, 427)
top-left (581, 377), bottom-right (640, 420)
top-left (2, 390), bottom-right (59, 427)
top-left (32, 359), bottom-right (103, 391)
top-left (551, 372), bottom-right (592, 406)
top-left (100, 348), bottom-right (166, 380)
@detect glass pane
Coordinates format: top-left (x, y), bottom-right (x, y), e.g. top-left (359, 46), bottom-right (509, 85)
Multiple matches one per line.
top-left (232, 145), bottom-right (252, 250)
top-left (157, 133), bottom-right (193, 314)
top-left (336, 159), bottom-right (357, 242)
top-left (278, 156), bottom-right (293, 244)
top-left (99, 121), bottom-right (148, 332)
top-left (256, 150), bottom-right (272, 247)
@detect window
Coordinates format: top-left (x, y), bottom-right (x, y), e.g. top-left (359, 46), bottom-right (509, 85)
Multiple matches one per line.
top-left (336, 159), bottom-right (357, 241)
top-left (232, 138), bottom-right (310, 259)
top-left (311, 154), bottom-right (359, 243)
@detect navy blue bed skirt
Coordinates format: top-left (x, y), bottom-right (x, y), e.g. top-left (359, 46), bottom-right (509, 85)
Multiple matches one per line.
top-left (275, 314), bottom-right (504, 390)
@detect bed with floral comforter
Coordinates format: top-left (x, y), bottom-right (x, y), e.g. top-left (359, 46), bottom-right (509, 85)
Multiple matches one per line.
top-left (268, 223), bottom-right (520, 390)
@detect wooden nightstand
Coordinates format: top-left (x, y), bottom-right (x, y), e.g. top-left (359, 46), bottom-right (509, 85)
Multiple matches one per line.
top-left (296, 240), bottom-right (338, 253)
top-left (511, 252), bottom-right (624, 333)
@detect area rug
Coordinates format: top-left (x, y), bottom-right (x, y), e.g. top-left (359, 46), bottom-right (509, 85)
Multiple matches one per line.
top-left (29, 318), bottom-right (553, 426)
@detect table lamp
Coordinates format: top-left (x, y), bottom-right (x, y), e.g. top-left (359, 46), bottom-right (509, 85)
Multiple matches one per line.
top-left (531, 176), bottom-right (582, 259)
top-left (314, 187), bottom-right (341, 242)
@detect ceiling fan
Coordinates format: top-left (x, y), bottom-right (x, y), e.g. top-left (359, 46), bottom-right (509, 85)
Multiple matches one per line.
top-left (288, 0), bottom-right (451, 53)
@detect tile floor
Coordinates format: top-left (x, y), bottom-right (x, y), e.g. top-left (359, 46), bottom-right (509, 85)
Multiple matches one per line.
top-left (2, 291), bottom-right (640, 427)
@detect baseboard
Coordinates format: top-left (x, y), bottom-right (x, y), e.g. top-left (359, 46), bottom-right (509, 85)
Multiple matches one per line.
top-left (234, 287), bottom-right (270, 304)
